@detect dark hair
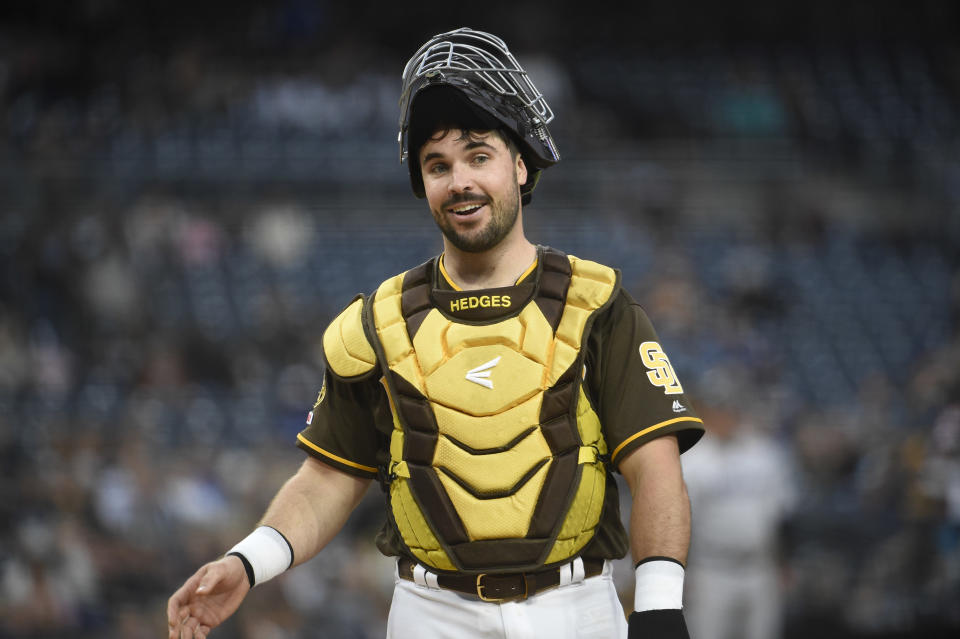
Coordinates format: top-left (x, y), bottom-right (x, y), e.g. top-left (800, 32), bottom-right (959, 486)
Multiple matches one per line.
top-left (419, 127), bottom-right (521, 163)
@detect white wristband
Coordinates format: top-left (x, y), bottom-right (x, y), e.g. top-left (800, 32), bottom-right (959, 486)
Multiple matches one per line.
top-left (634, 559), bottom-right (685, 612)
top-left (228, 526), bottom-right (294, 587)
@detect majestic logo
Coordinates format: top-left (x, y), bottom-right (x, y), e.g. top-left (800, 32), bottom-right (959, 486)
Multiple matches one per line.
top-left (672, 400), bottom-right (687, 413)
top-left (465, 356), bottom-right (501, 389)
top-left (639, 341), bottom-right (684, 395)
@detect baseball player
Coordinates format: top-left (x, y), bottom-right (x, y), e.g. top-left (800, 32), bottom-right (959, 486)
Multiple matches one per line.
top-left (167, 28), bottom-right (704, 639)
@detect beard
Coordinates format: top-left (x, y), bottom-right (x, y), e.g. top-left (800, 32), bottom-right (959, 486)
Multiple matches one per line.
top-left (432, 171), bottom-right (521, 253)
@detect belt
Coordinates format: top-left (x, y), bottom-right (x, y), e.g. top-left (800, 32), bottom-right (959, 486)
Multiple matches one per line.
top-left (397, 556), bottom-right (605, 602)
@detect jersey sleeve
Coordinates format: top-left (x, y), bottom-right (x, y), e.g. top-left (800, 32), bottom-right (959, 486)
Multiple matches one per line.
top-left (586, 290), bottom-right (704, 468)
top-left (296, 371), bottom-right (382, 479)
top-left (296, 296), bottom-right (382, 479)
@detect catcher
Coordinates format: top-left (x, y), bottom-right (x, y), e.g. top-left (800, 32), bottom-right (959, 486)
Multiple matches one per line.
top-left (168, 27), bottom-right (704, 639)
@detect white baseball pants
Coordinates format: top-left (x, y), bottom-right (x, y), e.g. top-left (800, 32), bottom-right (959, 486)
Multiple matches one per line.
top-left (385, 559), bottom-right (628, 639)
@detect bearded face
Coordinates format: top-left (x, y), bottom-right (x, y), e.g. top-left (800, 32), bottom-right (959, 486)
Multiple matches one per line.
top-left (419, 129), bottom-right (527, 254)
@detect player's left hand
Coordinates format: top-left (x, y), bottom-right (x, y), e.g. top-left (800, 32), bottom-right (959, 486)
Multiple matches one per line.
top-left (627, 609), bottom-right (690, 638)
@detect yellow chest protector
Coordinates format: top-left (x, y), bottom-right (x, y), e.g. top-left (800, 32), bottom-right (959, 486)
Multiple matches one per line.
top-left (326, 249), bottom-right (618, 574)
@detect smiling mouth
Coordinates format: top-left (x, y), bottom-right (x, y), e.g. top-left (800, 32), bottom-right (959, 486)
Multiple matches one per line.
top-left (447, 202), bottom-right (486, 216)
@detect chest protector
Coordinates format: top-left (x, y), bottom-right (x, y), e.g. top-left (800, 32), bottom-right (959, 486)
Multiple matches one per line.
top-left (336, 249), bottom-right (618, 574)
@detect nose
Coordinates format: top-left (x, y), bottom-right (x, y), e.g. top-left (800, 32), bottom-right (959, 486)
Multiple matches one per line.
top-left (447, 162), bottom-right (474, 194)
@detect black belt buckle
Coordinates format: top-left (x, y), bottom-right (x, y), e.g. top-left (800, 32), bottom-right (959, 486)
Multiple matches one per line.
top-left (476, 573), bottom-right (528, 602)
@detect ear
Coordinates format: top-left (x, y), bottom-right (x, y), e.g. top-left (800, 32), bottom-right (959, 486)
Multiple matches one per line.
top-left (516, 154), bottom-right (528, 186)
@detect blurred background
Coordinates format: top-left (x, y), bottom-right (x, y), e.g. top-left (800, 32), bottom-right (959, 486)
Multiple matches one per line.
top-left (1, 0), bottom-right (958, 637)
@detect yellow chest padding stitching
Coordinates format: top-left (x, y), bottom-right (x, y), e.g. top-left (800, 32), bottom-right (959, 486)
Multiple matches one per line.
top-left (322, 297), bottom-right (376, 378)
top-left (373, 254), bottom-right (618, 572)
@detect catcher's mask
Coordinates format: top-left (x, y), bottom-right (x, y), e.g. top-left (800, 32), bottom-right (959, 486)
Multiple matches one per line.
top-left (399, 27), bottom-right (560, 205)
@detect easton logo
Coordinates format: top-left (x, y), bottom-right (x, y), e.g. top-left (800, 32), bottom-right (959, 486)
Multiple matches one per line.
top-left (465, 356), bottom-right (501, 389)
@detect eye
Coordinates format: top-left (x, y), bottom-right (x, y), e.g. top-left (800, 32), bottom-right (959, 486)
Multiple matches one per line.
top-left (472, 154), bottom-right (489, 165)
top-left (427, 162), bottom-right (448, 175)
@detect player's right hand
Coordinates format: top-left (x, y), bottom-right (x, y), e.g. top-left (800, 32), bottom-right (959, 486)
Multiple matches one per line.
top-left (167, 555), bottom-right (251, 639)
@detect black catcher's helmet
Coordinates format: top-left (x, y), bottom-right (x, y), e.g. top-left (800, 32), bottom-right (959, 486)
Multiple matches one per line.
top-left (398, 27), bottom-right (560, 205)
